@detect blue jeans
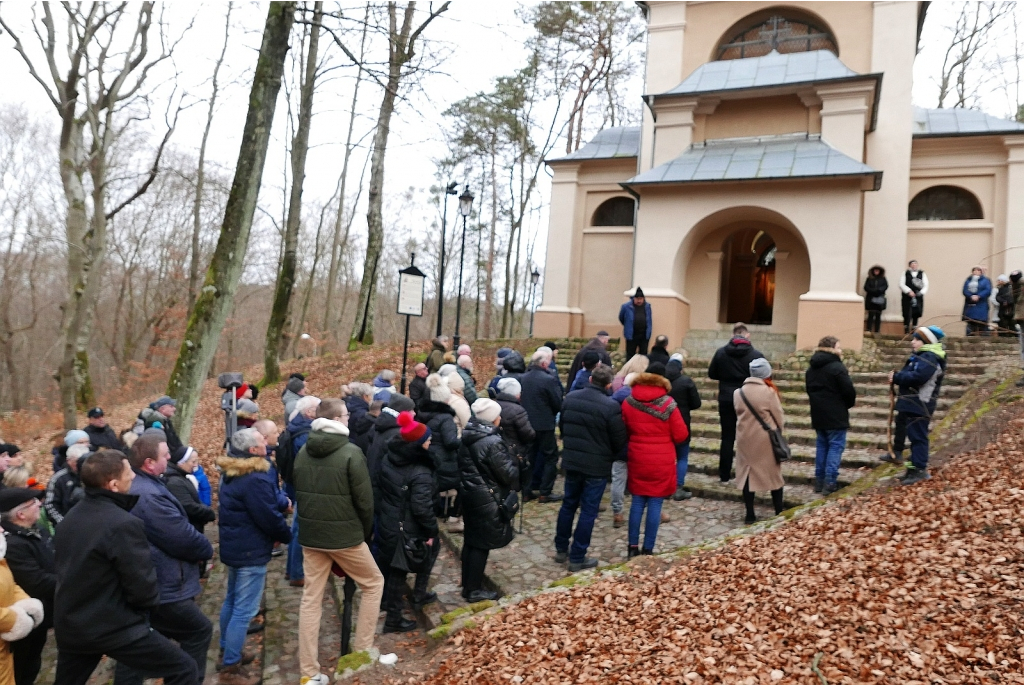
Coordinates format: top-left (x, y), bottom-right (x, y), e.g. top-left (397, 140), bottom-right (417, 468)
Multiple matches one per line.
top-left (628, 495), bottom-right (663, 551)
top-left (554, 471), bottom-right (607, 563)
top-left (676, 442), bottom-right (690, 487)
top-left (284, 483), bottom-right (303, 580)
top-left (814, 429), bottom-right (846, 486)
top-left (219, 565), bottom-right (267, 666)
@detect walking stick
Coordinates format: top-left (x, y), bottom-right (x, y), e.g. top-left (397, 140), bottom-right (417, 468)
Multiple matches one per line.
top-left (886, 381), bottom-right (897, 462)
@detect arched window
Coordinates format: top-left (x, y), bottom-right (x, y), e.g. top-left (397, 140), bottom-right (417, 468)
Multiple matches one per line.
top-left (592, 197), bottom-right (636, 226)
top-left (908, 186), bottom-right (983, 221)
top-left (716, 14), bottom-right (838, 61)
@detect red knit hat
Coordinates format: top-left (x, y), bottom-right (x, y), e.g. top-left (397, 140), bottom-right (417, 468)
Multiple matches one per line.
top-left (234, 383), bottom-right (250, 400)
top-left (397, 411), bottom-right (431, 445)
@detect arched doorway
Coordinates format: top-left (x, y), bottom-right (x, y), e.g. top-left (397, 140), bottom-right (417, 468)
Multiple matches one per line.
top-left (721, 228), bottom-right (776, 324)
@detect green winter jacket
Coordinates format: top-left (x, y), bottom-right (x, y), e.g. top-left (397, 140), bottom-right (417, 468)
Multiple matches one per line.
top-left (293, 418), bottom-right (374, 550)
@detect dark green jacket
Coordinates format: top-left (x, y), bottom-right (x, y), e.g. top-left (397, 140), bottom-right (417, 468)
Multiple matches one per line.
top-left (293, 419), bottom-right (374, 550)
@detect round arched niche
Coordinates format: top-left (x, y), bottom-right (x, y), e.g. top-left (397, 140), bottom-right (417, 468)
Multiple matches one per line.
top-left (714, 8), bottom-right (839, 61)
top-left (676, 207), bottom-right (811, 334)
top-left (908, 185), bottom-right (984, 221)
top-left (591, 196), bottom-right (637, 226)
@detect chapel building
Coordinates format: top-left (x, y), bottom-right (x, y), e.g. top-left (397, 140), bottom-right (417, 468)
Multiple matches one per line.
top-left (535, 1), bottom-right (1024, 350)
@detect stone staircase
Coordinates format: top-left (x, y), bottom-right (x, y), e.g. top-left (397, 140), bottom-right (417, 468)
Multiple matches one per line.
top-left (551, 332), bottom-right (1019, 508)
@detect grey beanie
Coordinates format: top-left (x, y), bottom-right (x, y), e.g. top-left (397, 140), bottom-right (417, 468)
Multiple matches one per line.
top-left (749, 358), bottom-right (772, 379)
top-left (496, 378), bottom-right (521, 397)
top-left (386, 393), bottom-right (415, 413)
top-left (286, 377), bottom-right (305, 394)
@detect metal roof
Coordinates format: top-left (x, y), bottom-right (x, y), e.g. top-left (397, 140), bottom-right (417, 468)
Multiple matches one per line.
top-left (658, 50), bottom-right (862, 97)
top-left (621, 133), bottom-right (881, 190)
top-left (912, 106), bottom-right (1024, 137)
top-left (547, 126), bottom-right (640, 163)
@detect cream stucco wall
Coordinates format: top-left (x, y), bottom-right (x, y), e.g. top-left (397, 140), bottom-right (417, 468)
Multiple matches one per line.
top-left (906, 228), bottom-right (993, 332)
top-left (700, 95), bottom-right (809, 142)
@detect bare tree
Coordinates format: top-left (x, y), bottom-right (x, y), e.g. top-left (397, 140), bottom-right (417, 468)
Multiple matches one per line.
top-left (936, 2), bottom-right (1012, 108)
top-left (0, 3), bottom-right (181, 428)
top-left (167, 2), bottom-right (296, 441)
top-left (263, 1), bottom-right (322, 384)
top-left (188, 2), bottom-right (233, 313)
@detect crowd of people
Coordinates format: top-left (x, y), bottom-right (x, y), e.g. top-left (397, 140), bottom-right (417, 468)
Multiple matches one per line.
top-left (0, 314), bottom-right (950, 685)
top-left (863, 259), bottom-right (1024, 337)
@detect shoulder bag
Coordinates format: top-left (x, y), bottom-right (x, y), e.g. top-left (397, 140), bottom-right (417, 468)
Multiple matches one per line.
top-left (467, 442), bottom-right (520, 523)
top-left (390, 483), bottom-right (432, 574)
top-left (738, 388), bottom-right (791, 463)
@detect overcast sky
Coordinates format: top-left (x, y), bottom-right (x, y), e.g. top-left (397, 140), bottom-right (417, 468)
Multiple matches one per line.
top-left (0, 1), bottom-right (1015, 276)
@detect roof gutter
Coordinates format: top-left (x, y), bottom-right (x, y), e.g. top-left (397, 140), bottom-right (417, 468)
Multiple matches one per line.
top-left (620, 170), bottom-right (883, 194)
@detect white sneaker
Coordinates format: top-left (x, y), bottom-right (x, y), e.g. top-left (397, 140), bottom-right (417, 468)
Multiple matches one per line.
top-left (300, 674), bottom-right (330, 685)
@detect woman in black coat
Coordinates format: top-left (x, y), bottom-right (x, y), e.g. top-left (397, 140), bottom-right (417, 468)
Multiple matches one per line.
top-left (863, 265), bottom-right (888, 334)
top-left (458, 400), bottom-right (520, 603)
top-left (493, 378), bottom-right (535, 472)
top-left (416, 376), bottom-right (462, 497)
top-left (668, 360), bottom-right (702, 501)
top-left (164, 447), bottom-right (215, 533)
top-left (375, 413), bottom-right (439, 633)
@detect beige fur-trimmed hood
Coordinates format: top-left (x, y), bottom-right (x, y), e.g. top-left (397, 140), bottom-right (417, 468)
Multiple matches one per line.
top-left (629, 372), bottom-right (671, 391)
top-left (215, 455), bottom-right (271, 477)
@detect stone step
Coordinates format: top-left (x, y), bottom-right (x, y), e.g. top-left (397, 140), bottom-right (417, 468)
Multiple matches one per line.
top-left (681, 471), bottom-right (820, 509)
top-left (692, 403), bottom-right (896, 420)
top-left (689, 422), bottom-right (888, 449)
top-left (694, 392), bottom-right (956, 411)
top-left (691, 373), bottom-right (975, 388)
top-left (684, 451), bottom-right (868, 487)
top-left (696, 383), bottom-right (966, 401)
top-left (689, 410), bottom-right (887, 433)
top-left (687, 436), bottom-right (883, 469)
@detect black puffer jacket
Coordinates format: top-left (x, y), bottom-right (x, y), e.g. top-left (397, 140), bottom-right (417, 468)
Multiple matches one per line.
top-left (669, 373), bottom-right (702, 432)
top-left (708, 338), bottom-right (765, 405)
top-left (366, 409), bottom-right (401, 508)
top-left (84, 424), bottom-right (122, 452)
top-left (519, 364), bottom-right (563, 431)
top-left (495, 392), bottom-right (535, 467)
top-left (559, 385), bottom-right (628, 479)
top-left (415, 399), bottom-right (461, 492)
top-left (459, 419), bottom-right (519, 551)
top-left (345, 395), bottom-right (374, 453)
top-left (805, 349), bottom-right (857, 431)
top-left (164, 462), bottom-right (216, 531)
top-left (376, 439), bottom-right (439, 567)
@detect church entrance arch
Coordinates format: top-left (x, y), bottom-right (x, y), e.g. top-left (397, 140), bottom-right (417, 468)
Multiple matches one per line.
top-left (681, 209), bottom-right (810, 334)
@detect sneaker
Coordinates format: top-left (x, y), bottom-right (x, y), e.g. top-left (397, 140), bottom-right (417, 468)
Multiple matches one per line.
top-left (537, 493), bottom-right (563, 503)
top-left (879, 453), bottom-right (901, 464)
top-left (219, 663), bottom-right (260, 685)
top-left (899, 468), bottom-right (931, 485)
top-left (382, 617), bottom-right (418, 634)
top-left (246, 616), bottom-right (264, 634)
top-left (660, 510), bottom-right (670, 523)
top-left (672, 488), bottom-right (692, 501)
top-left (567, 557), bottom-right (599, 572)
top-left (822, 482), bottom-right (840, 495)
top-left (289, 579), bottom-right (305, 588)
top-left (553, 550), bottom-right (568, 564)
top-left (463, 589), bottom-right (499, 602)
top-left (613, 513), bottom-right (624, 528)
top-left (300, 674), bottom-right (330, 685)
top-left (812, 479), bottom-right (823, 494)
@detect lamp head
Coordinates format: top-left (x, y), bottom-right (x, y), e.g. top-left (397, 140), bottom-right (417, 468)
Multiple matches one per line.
top-left (459, 187), bottom-right (474, 217)
top-left (531, 268), bottom-right (540, 285)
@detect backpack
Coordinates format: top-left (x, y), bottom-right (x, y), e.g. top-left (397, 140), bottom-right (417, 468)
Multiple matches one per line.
top-left (275, 426), bottom-right (310, 486)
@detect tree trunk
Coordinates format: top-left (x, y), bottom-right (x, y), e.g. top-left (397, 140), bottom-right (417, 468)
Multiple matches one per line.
top-left (264, 1), bottom-right (321, 384)
top-left (166, 2), bottom-right (296, 441)
top-left (189, 2), bottom-right (233, 314)
top-left (483, 142), bottom-right (497, 338)
top-left (292, 203), bottom-right (329, 356)
top-left (323, 2), bottom-right (370, 337)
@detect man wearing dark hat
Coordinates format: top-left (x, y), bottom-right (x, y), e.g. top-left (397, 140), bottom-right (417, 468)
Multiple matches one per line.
top-left (84, 408), bottom-right (122, 452)
top-left (618, 288), bottom-right (653, 359)
top-left (1, 488), bottom-right (55, 685)
top-left (566, 332), bottom-right (612, 388)
top-left (282, 375), bottom-right (307, 422)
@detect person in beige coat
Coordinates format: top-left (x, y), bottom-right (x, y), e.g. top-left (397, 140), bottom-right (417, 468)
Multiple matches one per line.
top-left (446, 372), bottom-right (472, 435)
top-left (733, 358), bottom-right (786, 524)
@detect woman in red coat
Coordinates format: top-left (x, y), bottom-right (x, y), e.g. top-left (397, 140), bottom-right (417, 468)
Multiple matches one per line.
top-left (621, 372), bottom-right (689, 558)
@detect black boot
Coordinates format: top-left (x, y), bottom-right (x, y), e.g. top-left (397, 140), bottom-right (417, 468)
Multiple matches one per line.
top-left (742, 479), bottom-right (757, 524)
top-left (771, 488), bottom-right (785, 515)
top-left (627, 545), bottom-right (639, 559)
top-left (383, 616), bottom-right (418, 633)
top-left (641, 548), bottom-right (653, 555)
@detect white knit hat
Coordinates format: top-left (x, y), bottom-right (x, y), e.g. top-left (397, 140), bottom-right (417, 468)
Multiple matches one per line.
top-left (426, 373), bottom-right (451, 403)
top-left (496, 377), bottom-right (521, 396)
top-left (471, 398), bottom-right (501, 424)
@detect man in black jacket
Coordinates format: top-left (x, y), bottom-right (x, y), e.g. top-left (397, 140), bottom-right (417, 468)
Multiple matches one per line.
top-left (707, 323), bottom-right (764, 482)
top-left (84, 408), bottom-right (122, 452)
top-left (408, 363), bottom-right (428, 407)
top-left (555, 366), bottom-right (627, 571)
top-left (53, 449), bottom-right (197, 685)
top-left (44, 444), bottom-right (89, 526)
top-left (668, 357), bottom-right (702, 501)
top-left (1, 488), bottom-right (55, 685)
top-left (565, 333), bottom-right (612, 390)
top-left (519, 349), bottom-right (564, 502)
top-left (805, 336), bottom-right (857, 495)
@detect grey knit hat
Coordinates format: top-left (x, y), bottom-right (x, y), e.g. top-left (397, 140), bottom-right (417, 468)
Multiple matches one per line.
top-left (749, 358), bottom-right (772, 379)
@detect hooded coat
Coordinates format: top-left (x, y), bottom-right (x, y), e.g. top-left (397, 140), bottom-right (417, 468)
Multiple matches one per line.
top-left (708, 338), bottom-right (765, 405)
top-left (805, 349), bottom-right (857, 431)
top-left (216, 450), bottom-right (292, 567)
top-left (668, 372), bottom-right (702, 433)
top-left (893, 345), bottom-right (947, 416)
top-left (734, 377), bottom-right (786, 492)
top-left (415, 399), bottom-right (461, 492)
top-left (962, 274), bottom-right (993, 323)
top-left (621, 374), bottom-right (689, 497)
top-left (344, 395), bottom-right (374, 453)
top-left (426, 340), bottom-right (447, 373)
top-left (366, 409), bottom-right (402, 508)
top-left (292, 418), bottom-right (374, 550)
top-left (458, 419), bottom-right (520, 550)
top-left (376, 439), bottom-right (439, 568)
top-left (864, 267), bottom-right (888, 311)
top-left (372, 375), bottom-right (396, 402)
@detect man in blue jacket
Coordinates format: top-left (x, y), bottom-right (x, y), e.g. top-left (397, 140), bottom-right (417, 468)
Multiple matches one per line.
top-left (216, 429), bottom-right (292, 684)
top-left (886, 326), bottom-right (947, 485)
top-left (115, 434), bottom-right (214, 685)
top-left (618, 288), bottom-right (653, 358)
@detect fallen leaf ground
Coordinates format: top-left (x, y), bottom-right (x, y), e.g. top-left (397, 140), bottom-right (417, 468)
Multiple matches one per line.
top-left (417, 418), bottom-right (1024, 684)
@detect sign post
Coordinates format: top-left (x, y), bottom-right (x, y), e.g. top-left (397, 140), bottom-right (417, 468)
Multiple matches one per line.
top-left (397, 253), bottom-right (426, 395)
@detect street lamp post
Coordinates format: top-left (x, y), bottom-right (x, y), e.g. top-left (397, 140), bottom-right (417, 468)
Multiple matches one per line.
top-left (397, 253), bottom-right (426, 395)
top-left (453, 186), bottom-right (473, 348)
top-left (529, 267), bottom-right (540, 337)
top-left (436, 181), bottom-right (458, 337)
